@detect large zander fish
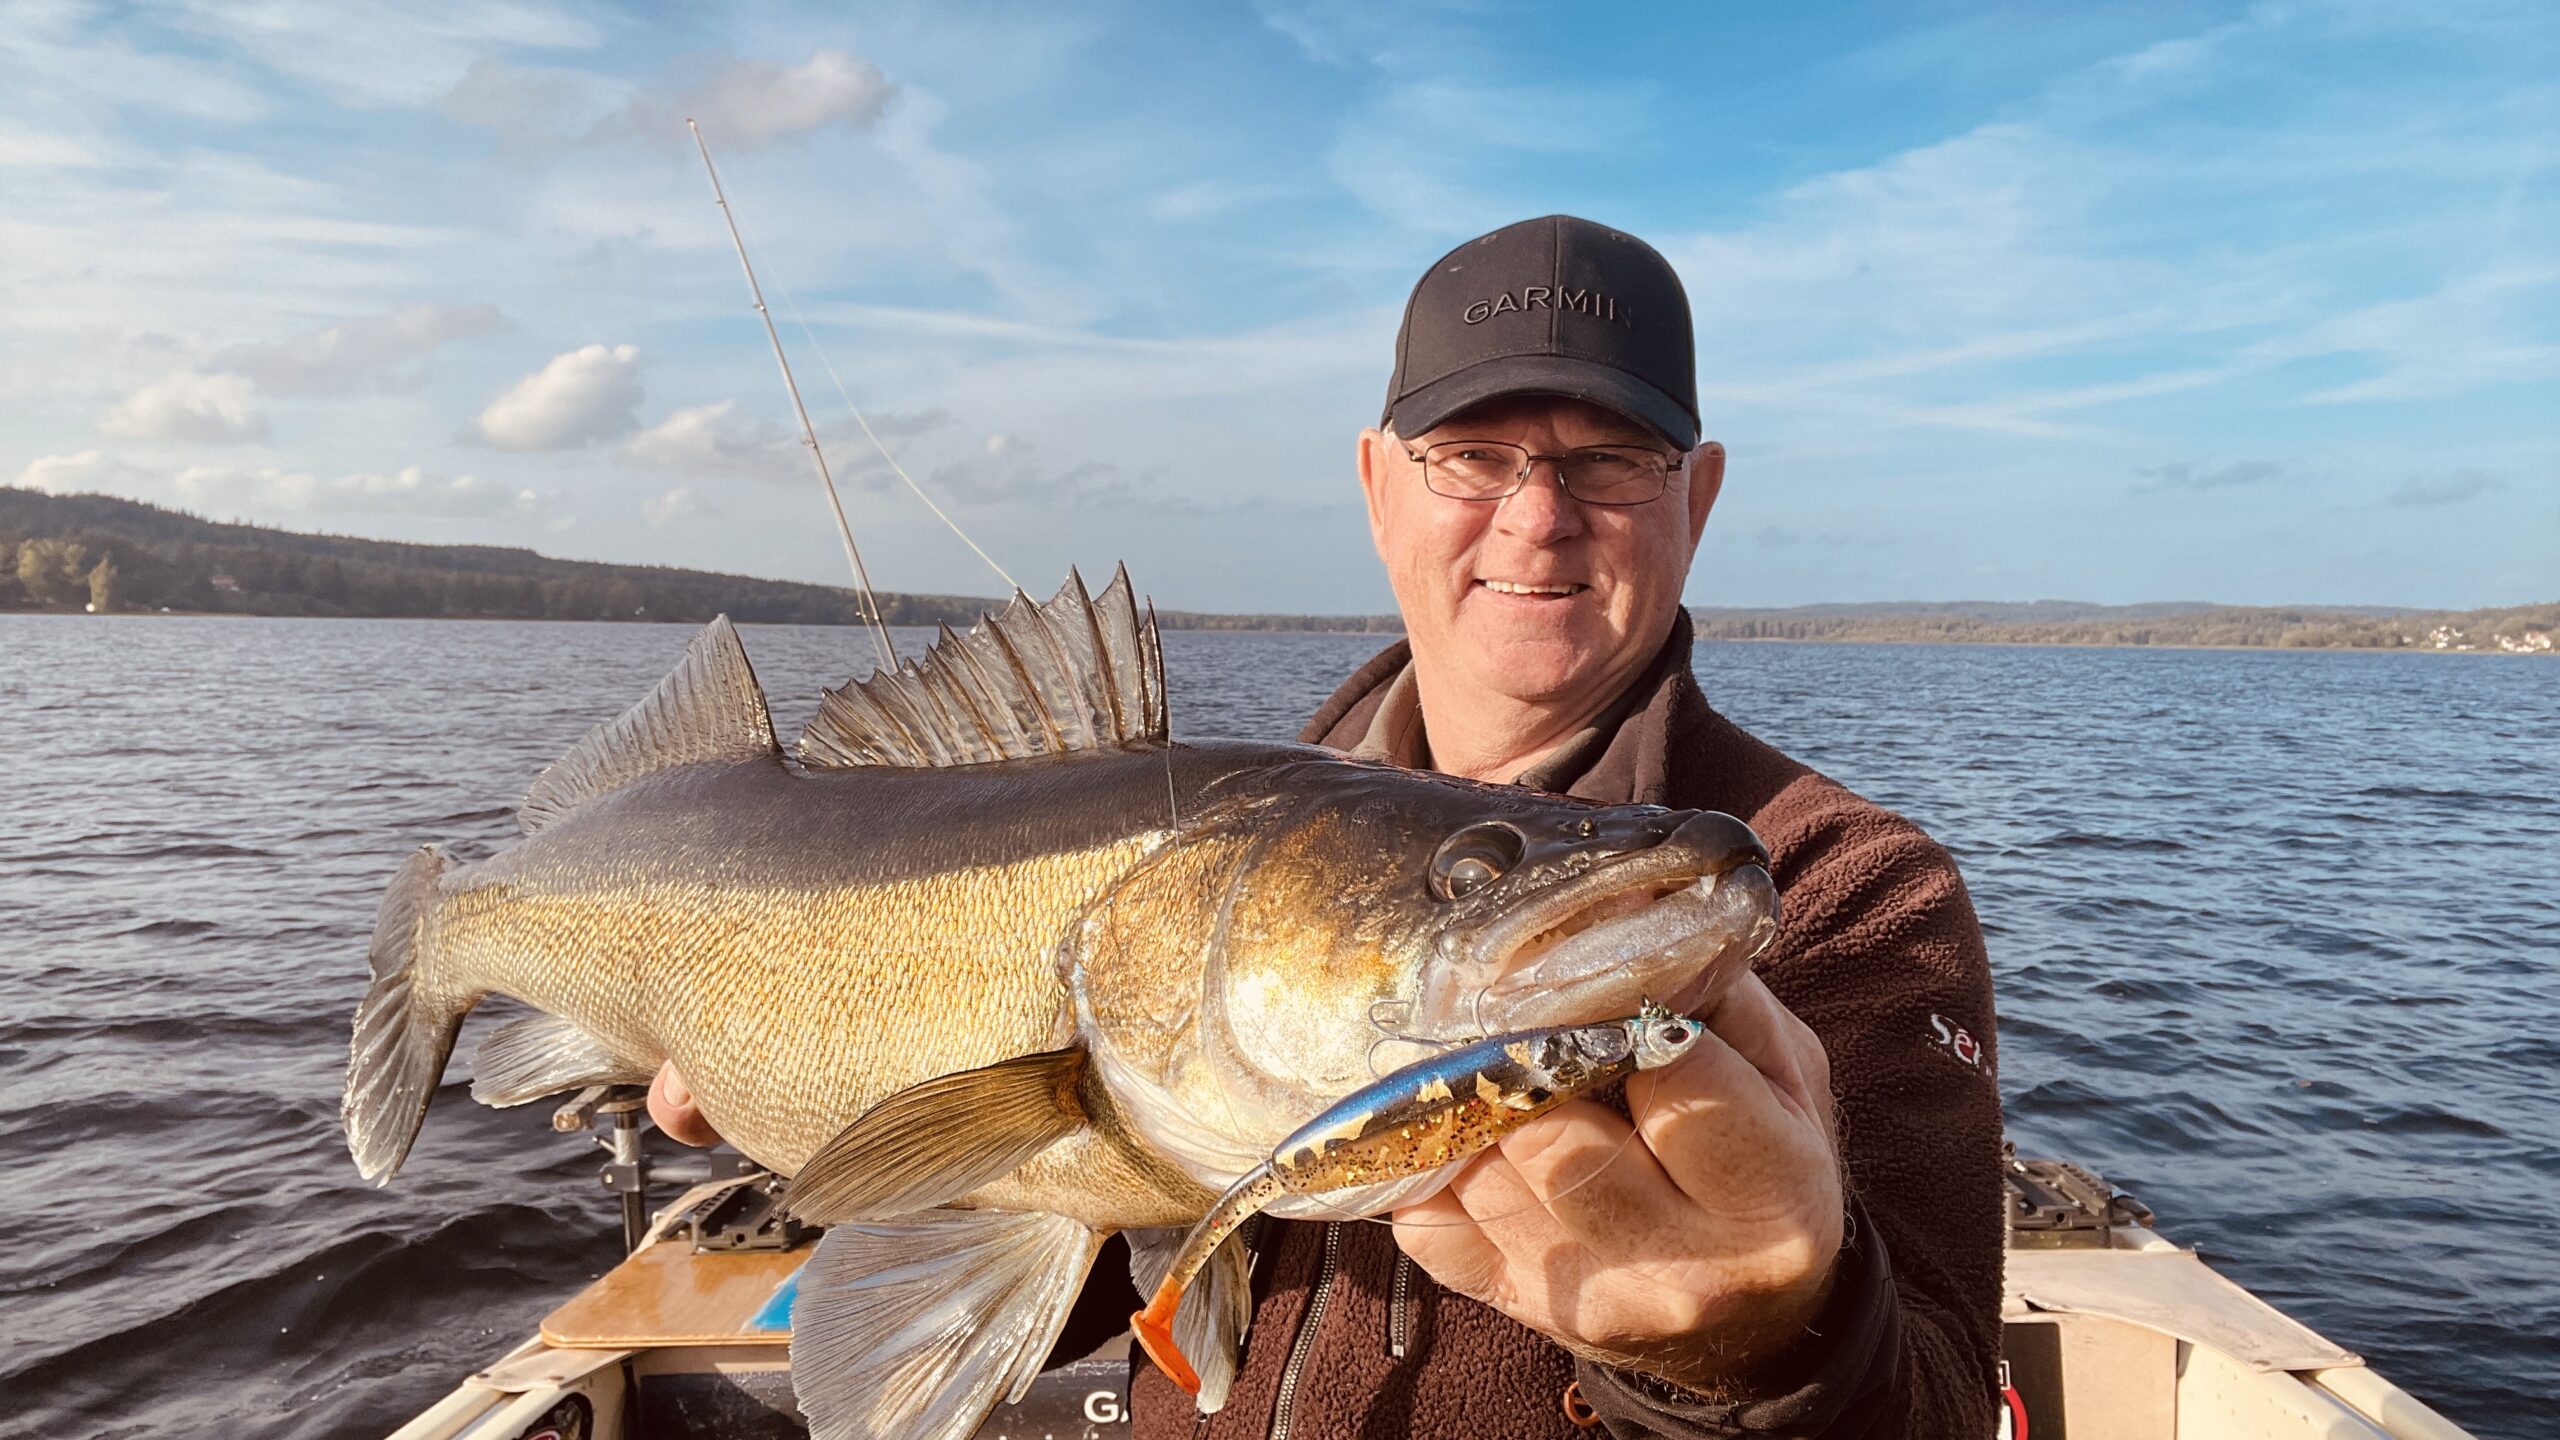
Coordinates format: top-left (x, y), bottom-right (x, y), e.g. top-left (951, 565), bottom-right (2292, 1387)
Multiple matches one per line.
top-left (343, 568), bottom-right (1778, 1440)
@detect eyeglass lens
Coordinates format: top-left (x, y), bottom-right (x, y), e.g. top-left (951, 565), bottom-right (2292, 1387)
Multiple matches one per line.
top-left (1422, 442), bottom-right (1670, 504)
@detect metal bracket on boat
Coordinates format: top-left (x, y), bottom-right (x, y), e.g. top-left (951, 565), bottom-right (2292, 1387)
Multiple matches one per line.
top-left (682, 1170), bottom-right (818, 1254)
top-left (2004, 1146), bottom-right (2156, 1250)
top-left (556, 1084), bottom-right (656, 1252)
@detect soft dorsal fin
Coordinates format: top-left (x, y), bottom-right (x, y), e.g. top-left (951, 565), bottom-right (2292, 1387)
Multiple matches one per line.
top-left (519, 615), bottom-right (779, 832)
top-left (799, 564), bottom-right (1168, 770)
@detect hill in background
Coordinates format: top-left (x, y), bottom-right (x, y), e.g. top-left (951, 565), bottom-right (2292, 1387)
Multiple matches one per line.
top-left (0, 488), bottom-right (1397, 632)
top-left (2, 487), bottom-right (2549, 651)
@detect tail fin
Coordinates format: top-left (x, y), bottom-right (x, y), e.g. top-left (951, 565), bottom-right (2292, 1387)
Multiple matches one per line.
top-left (342, 845), bottom-right (470, 1185)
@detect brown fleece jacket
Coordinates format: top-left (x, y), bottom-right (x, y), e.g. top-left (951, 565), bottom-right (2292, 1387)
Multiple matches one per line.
top-left (1102, 613), bottom-right (2005, 1439)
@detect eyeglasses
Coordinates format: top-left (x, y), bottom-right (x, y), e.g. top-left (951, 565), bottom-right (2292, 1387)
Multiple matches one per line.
top-left (1400, 439), bottom-right (1678, 506)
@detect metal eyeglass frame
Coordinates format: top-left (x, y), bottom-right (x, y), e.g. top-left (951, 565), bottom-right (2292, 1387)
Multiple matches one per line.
top-left (1398, 439), bottom-right (1682, 506)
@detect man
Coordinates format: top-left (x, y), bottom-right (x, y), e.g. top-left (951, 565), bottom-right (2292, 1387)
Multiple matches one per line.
top-left (657, 215), bottom-right (2005, 1437)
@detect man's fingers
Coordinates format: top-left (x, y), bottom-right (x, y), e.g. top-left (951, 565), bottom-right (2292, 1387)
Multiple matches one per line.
top-left (1488, 1099), bottom-right (1698, 1264)
top-left (1690, 971), bottom-right (1831, 1123)
top-left (1626, 1028), bottom-right (1840, 1220)
top-left (648, 1061), bottom-right (723, 1147)
top-left (1391, 1188), bottom-right (1510, 1304)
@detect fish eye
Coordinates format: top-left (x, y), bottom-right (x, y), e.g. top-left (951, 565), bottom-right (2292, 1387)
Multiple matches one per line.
top-left (1430, 823), bottom-right (1526, 901)
top-left (1660, 1024), bottom-right (1690, 1045)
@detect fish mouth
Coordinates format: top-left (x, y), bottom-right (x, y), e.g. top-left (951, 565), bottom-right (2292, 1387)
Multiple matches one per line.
top-left (1409, 813), bottom-right (1779, 1043)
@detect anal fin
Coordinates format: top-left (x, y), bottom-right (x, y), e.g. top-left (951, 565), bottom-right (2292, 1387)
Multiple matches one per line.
top-left (791, 1208), bottom-right (1104, 1440)
top-left (784, 1047), bottom-right (1086, 1223)
top-left (469, 1013), bottom-right (653, 1107)
top-left (1127, 1220), bottom-right (1256, 1413)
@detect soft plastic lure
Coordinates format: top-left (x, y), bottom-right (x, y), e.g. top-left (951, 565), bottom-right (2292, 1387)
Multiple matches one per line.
top-left (1130, 1001), bottom-right (1704, 1392)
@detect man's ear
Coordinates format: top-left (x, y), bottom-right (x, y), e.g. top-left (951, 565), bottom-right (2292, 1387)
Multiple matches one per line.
top-left (1684, 441), bottom-right (1726, 547)
top-left (1356, 427), bottom-right (1396, 555)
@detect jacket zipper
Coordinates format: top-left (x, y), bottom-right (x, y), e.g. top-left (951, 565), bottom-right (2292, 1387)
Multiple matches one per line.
top-left (1266, 1223), bottom-right (1341, 1440)
top-left (1388, 1252), bottom-right (1415, 1359)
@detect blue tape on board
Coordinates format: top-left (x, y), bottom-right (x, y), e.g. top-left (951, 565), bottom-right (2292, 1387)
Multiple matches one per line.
top-left (747, 1265), bottom-right (804, 1332)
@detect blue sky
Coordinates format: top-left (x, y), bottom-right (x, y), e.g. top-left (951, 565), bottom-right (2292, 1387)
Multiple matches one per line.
top-left (4, 1), bottom-right (2553, 611)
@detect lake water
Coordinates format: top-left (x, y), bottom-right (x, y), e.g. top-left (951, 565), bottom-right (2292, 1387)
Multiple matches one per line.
top-left (1, 615), bottom-right (2552, 1438)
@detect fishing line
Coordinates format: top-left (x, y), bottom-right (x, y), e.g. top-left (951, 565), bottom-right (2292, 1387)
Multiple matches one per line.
top-left (764, 279), bottom-right (1024, 595)
top-left (687, 121), bottom-right (898, 670)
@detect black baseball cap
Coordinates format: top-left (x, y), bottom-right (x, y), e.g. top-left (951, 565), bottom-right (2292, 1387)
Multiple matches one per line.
top-left (1382, 215), bottom-right (1699, 451)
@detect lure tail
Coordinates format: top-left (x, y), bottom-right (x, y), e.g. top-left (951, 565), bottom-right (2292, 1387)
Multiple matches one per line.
top-left (1130, 1275), bottom-right (1199, 1395)
top-left (1131, 1167), bottom-right (1284, 1396)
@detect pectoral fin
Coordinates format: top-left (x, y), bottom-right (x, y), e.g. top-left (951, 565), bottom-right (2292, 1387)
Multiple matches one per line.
top-left (469, 1014), bottom-right (652, 1107)
top-left (790, 1208), bottom-right (1104, 1440)
top-left (784, 1047), bottom-right (1086, 1223)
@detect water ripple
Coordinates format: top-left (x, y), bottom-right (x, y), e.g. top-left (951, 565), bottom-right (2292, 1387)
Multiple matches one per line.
top-left (0, 618), bottom-right (2551, 1437)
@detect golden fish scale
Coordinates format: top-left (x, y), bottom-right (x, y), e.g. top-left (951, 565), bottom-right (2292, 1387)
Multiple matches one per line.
top-left (423, 832), bottom-right (1207, 1226)
top-left (1078, 815), bottom-right (1424, 1134)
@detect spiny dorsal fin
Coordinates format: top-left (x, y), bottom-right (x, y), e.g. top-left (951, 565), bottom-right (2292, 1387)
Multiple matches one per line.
top-left (799, 564), bottom-right (1168, 770)
top-left (520, 615), bottom-right (779, 832)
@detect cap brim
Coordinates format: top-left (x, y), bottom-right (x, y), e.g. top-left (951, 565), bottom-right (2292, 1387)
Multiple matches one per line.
top-left (1386, 355), bottom-right (1698, 451)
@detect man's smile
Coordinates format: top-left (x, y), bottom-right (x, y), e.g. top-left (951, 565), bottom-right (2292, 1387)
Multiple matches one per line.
top-left (1475, 578), bottom-right (1590, 599)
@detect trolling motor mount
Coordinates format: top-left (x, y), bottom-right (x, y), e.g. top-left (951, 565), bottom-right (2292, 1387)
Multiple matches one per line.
top-left (555, 1084), bottom-right (656, 1252)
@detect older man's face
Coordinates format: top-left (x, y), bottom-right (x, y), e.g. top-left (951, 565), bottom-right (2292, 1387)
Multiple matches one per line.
top-left (1358, 396), bottom-right (1722, 707)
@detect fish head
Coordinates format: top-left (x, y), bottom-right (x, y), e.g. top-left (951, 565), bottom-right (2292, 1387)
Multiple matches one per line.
top-left (1194, 759), bottom-right (1778, 1095)
top-left (1070, 753), bottom-right (1776, 1185)
top-left (1401, 798), bottom-right (1778, 1050)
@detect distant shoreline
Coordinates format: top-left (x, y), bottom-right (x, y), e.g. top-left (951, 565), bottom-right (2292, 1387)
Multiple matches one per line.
top-left (4, 486), bottom-right (2550, 655)
top-left (1697, 633), bottom-right (2542, 656)
top-left (0, 605), bottom-right (1405, 635)
top-left (11, 607), bottom-right (2555, 656)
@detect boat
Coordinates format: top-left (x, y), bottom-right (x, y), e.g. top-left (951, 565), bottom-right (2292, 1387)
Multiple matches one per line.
top-left (383, 1087), bottom-right (2479, 1440)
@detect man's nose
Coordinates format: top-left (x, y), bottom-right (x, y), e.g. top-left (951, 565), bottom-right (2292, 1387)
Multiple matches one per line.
top-left (1493, 462), bottom-right (1583, 543)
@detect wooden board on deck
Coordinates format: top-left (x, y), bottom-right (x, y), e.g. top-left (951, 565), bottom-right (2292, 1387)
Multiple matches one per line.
top-left (542, 1241), bottom-right (805, 1349)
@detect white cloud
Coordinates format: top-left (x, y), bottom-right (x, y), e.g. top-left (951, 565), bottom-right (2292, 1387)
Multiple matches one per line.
top-left (1151, 179), bottom-right (1294, 222)
top-left (440, 56), bottom-right (598, 156)
top-left (2134, 459), bottom-right (2291, 493)
top-left (2288, 264), bottom-right (2560, 405)
top-left (14, 450), bottom-right (160, 495)
top-left (0, 130), bottom-right (106, 167)
top-left (2388, 470), bottom-right (2501, 507)
top-left (97, 371), bottom-right (268, 443)
top-left (171, 462), bottom-right (536, 517)
top-left (472, 343), bottom-right (643, 449)
top-left (13, 451), bottom-right (535, 518)
top-left (1250, 0), bottom-right (1459, 69)
top-left (0, 4), bottom-right (271, 124)
top-left (641, 485), bottom-right (712, 528)
top-left (601, 48), bottom-right (894, 150)
top-left (328, 466), bottom-right (539, 516)
top-left (624, 401), bottom-right (957, 490)
top-left (625, 401), bottom-right (797, 477)
top-left (925, 431), bottom-right (1171, 512)
top-left (215, 303), bottom-right (505, 394)
top-left (160, 0), bottom-right (603, 110)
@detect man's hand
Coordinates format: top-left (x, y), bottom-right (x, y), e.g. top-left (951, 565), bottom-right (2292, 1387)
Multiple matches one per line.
top-left (1391, 971), bottom-right (1844, 1394)
top-left (648, 1061), bottom-right (725, 1147)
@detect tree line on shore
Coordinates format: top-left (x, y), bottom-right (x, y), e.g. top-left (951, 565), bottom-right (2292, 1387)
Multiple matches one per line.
top-left (1685, 602), bottom-right (2560, 650)
top-left (3, 486), bottom-right (2548, 649)
top-left (0, 487), bottom-right (1394, 631)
